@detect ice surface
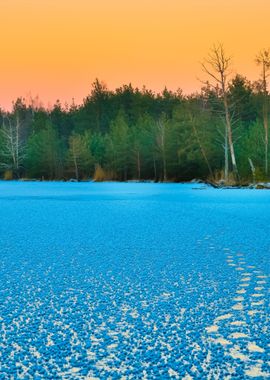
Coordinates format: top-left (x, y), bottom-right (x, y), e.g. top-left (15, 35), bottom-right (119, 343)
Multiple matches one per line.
top-left (0, 181), bottom-right (269, 379)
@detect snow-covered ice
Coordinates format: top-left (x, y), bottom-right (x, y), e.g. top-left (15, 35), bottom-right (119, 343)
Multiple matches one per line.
top-left (0, 181), bottom-right (269, 379)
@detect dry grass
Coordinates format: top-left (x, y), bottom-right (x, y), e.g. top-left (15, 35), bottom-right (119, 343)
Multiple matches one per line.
top-left (208, 170), bottom-right (239, 186)
top-left (93, 165), bottom-right (115, 182)
top-left (4, 170), bottom-right (13, 180)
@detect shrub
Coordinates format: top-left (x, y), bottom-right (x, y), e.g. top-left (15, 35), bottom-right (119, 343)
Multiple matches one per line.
top-left (93, 165), bottom-right (115, 181)
top-left (4, 170), bottom-right (13, 180)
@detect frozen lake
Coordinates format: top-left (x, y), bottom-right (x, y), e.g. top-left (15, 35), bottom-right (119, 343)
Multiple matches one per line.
top-left (0, 182), bottom-right (269, 379)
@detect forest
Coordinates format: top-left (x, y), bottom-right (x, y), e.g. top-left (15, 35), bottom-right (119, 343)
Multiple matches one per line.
top-left (1, 46), bottom-right (270, 184)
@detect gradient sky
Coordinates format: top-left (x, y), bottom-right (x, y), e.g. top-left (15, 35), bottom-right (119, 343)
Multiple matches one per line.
top-left (1, 0), bottom-right (270, 109)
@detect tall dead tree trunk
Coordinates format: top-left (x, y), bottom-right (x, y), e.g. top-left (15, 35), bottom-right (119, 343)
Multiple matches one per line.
top-left (223, 91), bottom-right (238, 177)
top-left (224, 119), bottom-right (229, 182)
top-left (256, 49), bottom-right (270, 177)
top-left (202, 43), bottom-right (239, 182)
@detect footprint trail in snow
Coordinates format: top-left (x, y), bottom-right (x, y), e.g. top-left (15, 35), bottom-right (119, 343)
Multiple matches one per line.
top-left (205, 246), bottom-right (270, 378)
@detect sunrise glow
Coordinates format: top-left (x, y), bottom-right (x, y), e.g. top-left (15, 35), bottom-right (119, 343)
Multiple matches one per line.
top-left (1, 0), bottom-right (270, 109)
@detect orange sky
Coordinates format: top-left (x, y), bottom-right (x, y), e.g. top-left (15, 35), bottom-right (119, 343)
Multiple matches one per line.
top-left (1, 0), bottom-right (270, 109)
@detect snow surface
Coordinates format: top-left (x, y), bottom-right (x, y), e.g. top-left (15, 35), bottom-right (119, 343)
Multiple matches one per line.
top-left (0, 181), bottom-right (269, 379)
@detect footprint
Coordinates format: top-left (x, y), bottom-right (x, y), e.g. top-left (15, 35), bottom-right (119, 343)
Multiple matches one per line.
top-left (232, 303), bottom-right (244, 310)
top-left (205, 325), bottom-right (219, 333)
top-left (233, 296), bottom-right (244, 302)
top-left (229, 346), bottom-right (249, 361)
top-left (236, 289), bottom-right (246, 294)
top-left (247, 342), bottom-right (265, 353)
top-left (251, 300), bottom-right (264, 306)
top-left (214, 337), bottom-right (232, 346)
top-left (230, 321), bottom-right (246, 326)
top-left (229, 332), bottom-right (249, 339)
top-left (215, 313), bottom-right (233, 322)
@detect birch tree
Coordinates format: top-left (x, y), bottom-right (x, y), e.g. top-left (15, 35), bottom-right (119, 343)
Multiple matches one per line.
top-left (255, 49), bottom-right (270, 176)
top-left (202, 44), bottom-right (238, 182)
top-left (67, 133), bottom-right (93, 180)
top-left (0, 114), bottom-right (25, 178)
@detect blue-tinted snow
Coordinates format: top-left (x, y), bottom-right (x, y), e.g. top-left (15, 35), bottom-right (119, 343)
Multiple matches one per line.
top-left (0, 181), bottom-right (269, 379)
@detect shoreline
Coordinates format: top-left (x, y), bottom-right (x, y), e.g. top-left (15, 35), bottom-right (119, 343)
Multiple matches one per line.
top-left (1, 178), bottom-right (270, 189)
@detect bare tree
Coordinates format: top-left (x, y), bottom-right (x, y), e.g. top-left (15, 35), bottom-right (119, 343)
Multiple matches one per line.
top-left (1, 114), bottom-right (25, 178)
top-left (255, 49), bottom-right (270, 176)
top-left (201, 43), bottom-right (238, 182)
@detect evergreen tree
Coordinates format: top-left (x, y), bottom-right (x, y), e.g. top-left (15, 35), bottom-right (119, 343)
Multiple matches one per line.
top-left (26, 123), bottom-right (64, 179)
top-left (106, 110), bottom-right (130, 180)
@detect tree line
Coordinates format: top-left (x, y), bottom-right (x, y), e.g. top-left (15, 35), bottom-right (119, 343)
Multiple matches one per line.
top-left (0, 44), bottom-right (270, 184)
